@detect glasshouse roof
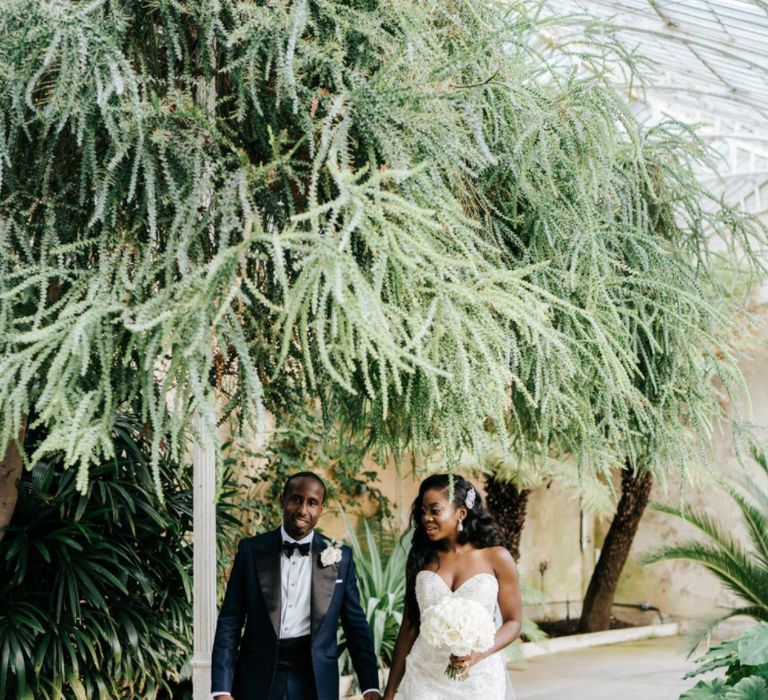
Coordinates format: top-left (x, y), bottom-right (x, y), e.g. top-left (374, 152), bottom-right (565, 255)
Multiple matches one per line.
top-left (549, 0), bottom-right (768, 216)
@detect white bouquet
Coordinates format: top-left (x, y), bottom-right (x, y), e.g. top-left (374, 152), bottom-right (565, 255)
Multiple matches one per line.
top-left (420, 596), bottom-right (496, 681)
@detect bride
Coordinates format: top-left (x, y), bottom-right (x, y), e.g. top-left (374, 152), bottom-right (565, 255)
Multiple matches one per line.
top-left (383, 474), bottom-right (522, 700)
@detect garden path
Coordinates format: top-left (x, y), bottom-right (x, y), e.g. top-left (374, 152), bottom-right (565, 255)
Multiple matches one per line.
top-left (509, 636), bottom-right (721, 700)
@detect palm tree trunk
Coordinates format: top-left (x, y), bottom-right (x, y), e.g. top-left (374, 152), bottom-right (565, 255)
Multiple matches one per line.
top-left (0, 423), bottom-right (25, 542)
top-left (484, 475), bottom-right (530, 562)
top-left (577, 463), bottom-right (653, 632)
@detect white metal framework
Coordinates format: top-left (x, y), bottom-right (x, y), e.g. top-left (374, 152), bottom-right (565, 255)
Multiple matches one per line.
top-left (546, 0), bottom-right (768, 218)
top-left (192, 412), bottom-right (216, 700)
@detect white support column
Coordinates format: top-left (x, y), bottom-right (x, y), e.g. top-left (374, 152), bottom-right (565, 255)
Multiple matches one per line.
top-left (192, 412), bottom-right (217, 700)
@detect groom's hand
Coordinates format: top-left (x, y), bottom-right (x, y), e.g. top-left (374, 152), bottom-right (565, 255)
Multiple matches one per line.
top-left (363, 692), bottom-right (381, 700)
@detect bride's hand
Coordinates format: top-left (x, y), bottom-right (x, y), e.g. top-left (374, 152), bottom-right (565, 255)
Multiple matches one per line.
top-left (449, 651), bottom-right (483, 671)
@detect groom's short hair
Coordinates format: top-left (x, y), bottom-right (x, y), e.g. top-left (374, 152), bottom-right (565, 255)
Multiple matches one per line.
top-left (282, 471), bottom-right (327, 503)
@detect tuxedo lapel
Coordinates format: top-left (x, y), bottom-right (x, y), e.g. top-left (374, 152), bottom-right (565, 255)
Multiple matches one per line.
top-left (254, 529), bottom-right (282, 638)
top-left (311, 535), bottom-right (338, 636)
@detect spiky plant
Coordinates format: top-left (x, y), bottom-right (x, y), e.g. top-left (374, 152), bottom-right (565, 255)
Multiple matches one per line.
top-left (335, 510), bottom-right (411, 681)
top-left (643, 448), bottom-right (768, 642)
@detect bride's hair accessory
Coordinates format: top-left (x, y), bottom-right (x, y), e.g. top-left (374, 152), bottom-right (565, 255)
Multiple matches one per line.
top-left (465, 486), bottom-right (476, 510)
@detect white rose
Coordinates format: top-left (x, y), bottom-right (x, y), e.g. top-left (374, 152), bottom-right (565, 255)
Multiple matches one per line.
top-left (320, 543), bottom-right (343, 567)
top-left (453, 642), bottom-right (472, 656)
top-left (421, 595), bottom-right (497, 656)
top-left (481, 624), bottom-right (496, 649)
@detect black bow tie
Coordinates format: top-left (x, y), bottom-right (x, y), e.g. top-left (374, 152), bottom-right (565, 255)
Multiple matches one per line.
top-left (282, 541), bottom-right (311, 558)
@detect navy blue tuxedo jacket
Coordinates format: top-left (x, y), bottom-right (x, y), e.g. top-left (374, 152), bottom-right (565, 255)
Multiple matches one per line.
top-left (211, 528), bottom-right (379, 700)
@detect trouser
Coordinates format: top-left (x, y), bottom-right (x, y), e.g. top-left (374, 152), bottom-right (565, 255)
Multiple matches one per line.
top-left (267, 668), bottom-right (318, 700)
top-left (268, 635), bottom-right (317, 700)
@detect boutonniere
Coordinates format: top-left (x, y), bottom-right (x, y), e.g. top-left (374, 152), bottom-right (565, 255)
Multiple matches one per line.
top-left (320, 539), bottom-right (343, 568)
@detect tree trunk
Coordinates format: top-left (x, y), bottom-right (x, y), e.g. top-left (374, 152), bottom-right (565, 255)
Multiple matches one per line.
top-left (0, 423), bottom-right (25, 542)
top-left (577, 464), bottom-right (653, 632)
top-left (484, 475), bottom-right (530, 562)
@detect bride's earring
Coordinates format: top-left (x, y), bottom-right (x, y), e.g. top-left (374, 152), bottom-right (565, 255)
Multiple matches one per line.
top-left (458, 520), bottom-right (464, 532)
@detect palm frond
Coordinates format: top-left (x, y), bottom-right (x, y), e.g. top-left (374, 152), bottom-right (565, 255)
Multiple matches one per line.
top-left (0, 416), bottom-right (241, 698)
top-left (728, 487), bottom-right (768, 572)
top-left (474, 451), bottom-right (615, 516)
top-left (648, 449), bottom-right (768, 641)
top-left (644, 541), bottom-right (768, 617)
top-left (651, 503), bottom-right (744, 563)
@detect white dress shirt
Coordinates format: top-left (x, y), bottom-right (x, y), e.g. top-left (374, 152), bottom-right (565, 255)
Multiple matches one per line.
top-left (213, 526), bottom-right (378, 698)
top-left (278, 524), bottom-right (314, 639)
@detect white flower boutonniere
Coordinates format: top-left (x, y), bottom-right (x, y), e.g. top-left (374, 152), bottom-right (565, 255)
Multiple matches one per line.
top-left (320, 540), bottom-right (343, 568)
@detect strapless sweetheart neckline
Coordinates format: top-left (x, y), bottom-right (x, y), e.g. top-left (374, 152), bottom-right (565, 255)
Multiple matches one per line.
top-left (417, 570), bottom-right (497, 594)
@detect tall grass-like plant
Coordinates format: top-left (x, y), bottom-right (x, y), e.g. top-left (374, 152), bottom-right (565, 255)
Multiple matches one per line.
top-left (0, 416), bottom-right (240, 699)
top-left (336, 509), bottom-right (411, 677)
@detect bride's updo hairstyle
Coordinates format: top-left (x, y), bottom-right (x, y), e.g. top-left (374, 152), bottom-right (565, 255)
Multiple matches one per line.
top-left (404, 473), bottom-right (506, 628)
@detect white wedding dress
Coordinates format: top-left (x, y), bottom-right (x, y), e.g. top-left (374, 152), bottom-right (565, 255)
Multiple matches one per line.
top-left (394, 571), bottom-right (515, 700)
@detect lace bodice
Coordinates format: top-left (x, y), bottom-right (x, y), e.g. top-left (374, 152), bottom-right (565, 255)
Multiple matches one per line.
top-left (416, 571), bottom-right (499, 615)
top-left (394, 571), bottom-right (513, 700)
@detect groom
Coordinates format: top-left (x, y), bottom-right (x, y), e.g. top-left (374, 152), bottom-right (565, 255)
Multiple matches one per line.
top-left (211, 471), bottom-right (381, 700)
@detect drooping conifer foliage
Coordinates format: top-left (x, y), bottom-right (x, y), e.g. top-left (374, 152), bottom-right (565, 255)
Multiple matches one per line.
top-left (0, 0), bottom-right (764, 499)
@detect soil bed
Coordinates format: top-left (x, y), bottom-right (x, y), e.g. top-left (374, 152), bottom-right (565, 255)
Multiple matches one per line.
top-left (531, 617), bottom-right (636, 639)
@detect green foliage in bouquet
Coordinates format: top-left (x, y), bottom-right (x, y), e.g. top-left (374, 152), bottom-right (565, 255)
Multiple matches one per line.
top-left (0, 416), bottom-right (240, 699)
top-left (679, 623), bottom-right (768, 699)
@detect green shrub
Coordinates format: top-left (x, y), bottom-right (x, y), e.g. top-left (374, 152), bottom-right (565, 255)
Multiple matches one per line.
top-left (679, 622), bottom-right (768, 699)
top-left (336, 510), bottom-right (411, 679)
top-left (0, 417), bottom-right (238, 699)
